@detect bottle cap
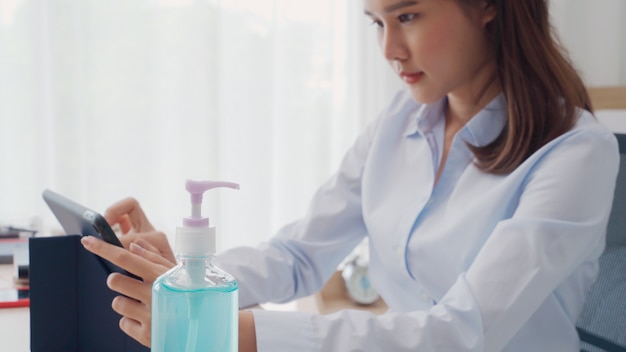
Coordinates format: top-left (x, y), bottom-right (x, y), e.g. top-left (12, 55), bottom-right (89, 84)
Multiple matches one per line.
top-left (176, 180), bottom-right (239, 256)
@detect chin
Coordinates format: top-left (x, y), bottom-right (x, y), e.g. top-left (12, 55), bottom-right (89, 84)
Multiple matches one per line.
top-left (407, 86), bottom-right (446, 105)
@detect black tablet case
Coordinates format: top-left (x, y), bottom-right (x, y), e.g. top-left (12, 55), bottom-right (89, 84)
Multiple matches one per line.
top-left (29, 235), bottom-right (149, 352)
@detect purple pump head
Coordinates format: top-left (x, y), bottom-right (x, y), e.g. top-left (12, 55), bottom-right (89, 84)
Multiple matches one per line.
top-left (184, 180), bottom-right (239, 227)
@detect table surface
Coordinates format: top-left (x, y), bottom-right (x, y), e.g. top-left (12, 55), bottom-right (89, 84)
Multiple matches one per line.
top-left (0, 264), bottom-right (30, 351)
top-left (0, 264), bottom-right (318, 352)
top-left (0, 262), bottom-right (386, 352)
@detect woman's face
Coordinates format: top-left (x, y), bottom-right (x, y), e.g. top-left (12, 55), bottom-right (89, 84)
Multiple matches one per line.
top-left (364, 0), bottom-right (496, 104)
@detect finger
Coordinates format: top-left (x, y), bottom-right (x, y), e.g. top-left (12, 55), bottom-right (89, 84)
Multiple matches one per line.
top-left (81, 236), bottom-right (167, 282)
top-left (118, 235), bottom-right (161, 254)
top-left (133, 238), bottom-right (160, 254)
top-left (112, 295), bottom-right (150, 324)
top-left (117, 214), bottom-right (134, 234)
top-left (104, 197), bottom-right (155, 233)
top-left (107, 272), bottom-right (152, 304)
top-left (119, 316), bottom-right (151, 348)
top-left (103, 198), bottom-right (135, 228)
top-left (117, 232), bottom-right (176, 265)
top-left (130, 242), bottom-right (176, 269)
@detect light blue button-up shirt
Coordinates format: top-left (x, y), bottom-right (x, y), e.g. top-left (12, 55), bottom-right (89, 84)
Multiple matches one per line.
top-left (217, 90), bottom-right (619, 351)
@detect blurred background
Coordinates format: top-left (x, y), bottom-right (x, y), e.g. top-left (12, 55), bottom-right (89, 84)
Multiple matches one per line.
top-left (0, 0), bottom-right (625, 250)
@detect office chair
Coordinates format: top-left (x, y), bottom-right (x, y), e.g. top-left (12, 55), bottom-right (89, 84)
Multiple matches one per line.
top-left (576, 133), bottom-right (626, 352)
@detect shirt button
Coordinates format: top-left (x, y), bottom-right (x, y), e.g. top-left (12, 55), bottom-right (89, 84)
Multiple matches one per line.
top-left (395, 247), bottom-right (403, 256)
top-left (421, 292), bottom-right (431, 301)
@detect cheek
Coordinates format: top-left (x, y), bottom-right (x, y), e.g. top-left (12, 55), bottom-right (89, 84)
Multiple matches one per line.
top-left (415, 17), bottom-right (486, 80)
top-left (412, 21), bottom-right (456, 68)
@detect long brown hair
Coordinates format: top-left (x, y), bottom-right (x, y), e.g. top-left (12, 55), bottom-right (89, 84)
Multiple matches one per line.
top-left (465, 0), bottom-right (593, 174)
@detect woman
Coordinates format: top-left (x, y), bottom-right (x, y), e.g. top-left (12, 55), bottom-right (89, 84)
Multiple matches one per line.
top-left (82, 0), bottom-right (619, 350)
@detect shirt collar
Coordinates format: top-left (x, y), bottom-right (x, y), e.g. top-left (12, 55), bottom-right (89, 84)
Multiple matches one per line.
top-left (404, 93), bottom-right (507, 147)
top-left (462, 93), bottom-right (507, 147)
top-left (403, 98), bottom-right (446, 137)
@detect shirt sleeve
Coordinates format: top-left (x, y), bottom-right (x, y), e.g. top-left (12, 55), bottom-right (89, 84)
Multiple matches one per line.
top-left (215, 114), bottom-right (384, 308)
top-left (247, 126), bottom-right (618, 352)
top-left (252, 274), bottom-right (485, 351)
top-left (465, 128), bottom-right (619, 350)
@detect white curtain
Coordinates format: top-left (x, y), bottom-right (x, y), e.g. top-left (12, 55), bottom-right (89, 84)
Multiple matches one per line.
top-left (1, 0), bottom-right (624, 250)
top-left (0, 0), bottom-right (402, 249)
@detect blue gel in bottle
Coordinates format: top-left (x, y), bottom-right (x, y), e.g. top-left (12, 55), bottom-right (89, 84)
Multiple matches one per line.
top-left (152, 180), bottom-right (239, 352)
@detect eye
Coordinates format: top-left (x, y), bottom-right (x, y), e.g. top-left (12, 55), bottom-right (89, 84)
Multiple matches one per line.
top-left (398, 13), bottom-right (418, 23)
top-left (369, 19), bottom-right (384, 29)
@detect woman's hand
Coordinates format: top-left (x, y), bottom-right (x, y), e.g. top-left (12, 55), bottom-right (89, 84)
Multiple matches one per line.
top-left (104, 197), bottom-right (176, 265)
top-left (104, 197), bottom-right (156, 234)
top-left (82, 197), bottom-right (179, 346)
top-left (81, 235), bottom-right (172, 347)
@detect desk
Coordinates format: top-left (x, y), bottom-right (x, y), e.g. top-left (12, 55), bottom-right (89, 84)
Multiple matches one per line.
top-left (0, 262), bottom-right (315, 352)
top-left (0, 264), bottom-right (30, 351)
top-left (0, 266), bottom-right (375, 352)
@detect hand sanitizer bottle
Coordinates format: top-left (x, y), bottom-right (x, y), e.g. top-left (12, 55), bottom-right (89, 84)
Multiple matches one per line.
top-left (152, 180), bottom-right (239, 352)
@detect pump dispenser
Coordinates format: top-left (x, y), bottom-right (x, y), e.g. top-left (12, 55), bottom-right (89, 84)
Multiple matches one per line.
top-left (152, 180), bottom-right (239, 352)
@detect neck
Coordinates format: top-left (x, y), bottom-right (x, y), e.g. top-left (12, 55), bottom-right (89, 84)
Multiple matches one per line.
top-left (446, 63), bottom-right (501, 125)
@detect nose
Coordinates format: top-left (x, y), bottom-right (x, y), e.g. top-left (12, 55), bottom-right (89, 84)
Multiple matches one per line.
top-left (380, 26), bottom-right (409, 62)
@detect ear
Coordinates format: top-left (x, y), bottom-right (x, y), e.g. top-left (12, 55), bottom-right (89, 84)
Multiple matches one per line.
top-left (480, 0), bottom-right (497, 26)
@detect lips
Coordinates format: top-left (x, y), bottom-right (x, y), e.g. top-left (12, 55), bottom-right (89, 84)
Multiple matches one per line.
top-left (400, 71), bottom-right (424, 84)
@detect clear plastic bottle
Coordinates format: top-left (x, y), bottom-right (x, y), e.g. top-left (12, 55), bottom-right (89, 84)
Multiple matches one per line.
top-left (152, 180), bottom-right (239, 352)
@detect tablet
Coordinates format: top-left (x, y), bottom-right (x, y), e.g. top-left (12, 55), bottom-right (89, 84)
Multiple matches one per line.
top-left (42, 189), bottom-right (140, 279)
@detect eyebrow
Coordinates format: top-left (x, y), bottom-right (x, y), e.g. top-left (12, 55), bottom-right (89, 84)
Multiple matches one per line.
top-left (364, 1), bottom-right (419, 17)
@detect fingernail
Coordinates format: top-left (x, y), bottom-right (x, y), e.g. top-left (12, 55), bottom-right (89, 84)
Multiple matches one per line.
top-left (129, 242), bottom-right (144, 254)
top-left (81, 236), bottom-right (94, 247)
top-left (135, 238), bottom-right (150, 248)
top-left (112, 296), bottom-right (121, 310)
